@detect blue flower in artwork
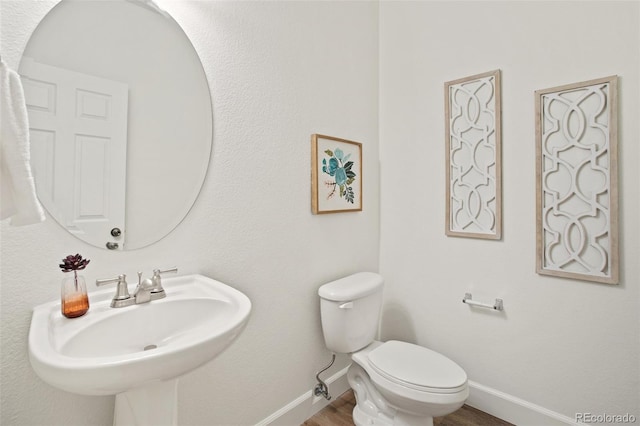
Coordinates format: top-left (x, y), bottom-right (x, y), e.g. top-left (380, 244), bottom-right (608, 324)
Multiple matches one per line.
top-left (321, 147), bottom-right (357, 204)
top-left (322, 157), bottom-right (339, 176)
top-left (334, 167), bottom-right (347, 186)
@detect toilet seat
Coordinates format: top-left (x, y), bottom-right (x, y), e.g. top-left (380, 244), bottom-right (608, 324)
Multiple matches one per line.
top-left (367, 341), bottom-right (467, 394)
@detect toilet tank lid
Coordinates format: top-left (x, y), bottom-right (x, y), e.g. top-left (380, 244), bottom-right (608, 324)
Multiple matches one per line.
top-left (318, 272), bottom-right (383, 302)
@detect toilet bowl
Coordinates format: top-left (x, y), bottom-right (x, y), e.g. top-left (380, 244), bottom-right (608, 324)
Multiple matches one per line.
top-left (350, 341), bottom-right (468, 425)
top-left (318, 272), bottom-right (469, 426)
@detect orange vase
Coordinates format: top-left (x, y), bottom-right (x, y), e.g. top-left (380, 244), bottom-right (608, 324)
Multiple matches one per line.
top-left (61, 274), bottom-right (90, 318)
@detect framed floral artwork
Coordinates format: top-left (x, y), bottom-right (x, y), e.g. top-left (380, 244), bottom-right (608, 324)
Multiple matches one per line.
top-left (311, 134), bottom-right (362, 214)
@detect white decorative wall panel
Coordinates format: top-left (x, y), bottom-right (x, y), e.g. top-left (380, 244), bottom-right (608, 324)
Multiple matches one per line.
top-left (445, 70), bottom-right (502, 239)
top-left (535, 76), bottom-right (618, 284)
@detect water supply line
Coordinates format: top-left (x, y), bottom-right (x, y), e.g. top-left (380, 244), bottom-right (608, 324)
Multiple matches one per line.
top-left (313, 354), bottom-right (336, 401)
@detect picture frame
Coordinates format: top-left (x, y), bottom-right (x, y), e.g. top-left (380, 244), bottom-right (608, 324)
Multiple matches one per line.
top-left (444, 69), bottom-right (502, 239)
top-left (311, 134), bottom-right (362, 214)
top-left (535, 76), bottom-right (619, 284)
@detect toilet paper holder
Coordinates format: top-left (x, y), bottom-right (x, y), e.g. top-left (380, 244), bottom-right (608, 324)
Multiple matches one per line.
top-left (462, 293), bottom-right (504, 311)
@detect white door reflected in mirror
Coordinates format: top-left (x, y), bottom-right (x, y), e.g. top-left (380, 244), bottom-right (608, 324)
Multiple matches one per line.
top-left (23, 58), bottom-right (129, 250)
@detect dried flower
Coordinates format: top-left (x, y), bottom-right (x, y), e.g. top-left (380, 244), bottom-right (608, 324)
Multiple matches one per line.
top-left (59, 254), bottom-right (90, 273)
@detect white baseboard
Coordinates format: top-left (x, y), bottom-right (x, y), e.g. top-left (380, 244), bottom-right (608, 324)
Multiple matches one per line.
top-left (467, 380), bottom-right (579, 426)
top-left (255, 372), bottom-right (579, 426)
top-left (255, 366), bottom-right (351, 426)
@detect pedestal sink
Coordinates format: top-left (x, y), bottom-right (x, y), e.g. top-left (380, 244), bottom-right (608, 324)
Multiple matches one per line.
top-left (29, 274), bottom-right (251, 425)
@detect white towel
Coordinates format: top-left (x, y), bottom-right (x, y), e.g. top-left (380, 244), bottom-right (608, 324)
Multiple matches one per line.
top-left (0, 59), bottom-right (45, 226)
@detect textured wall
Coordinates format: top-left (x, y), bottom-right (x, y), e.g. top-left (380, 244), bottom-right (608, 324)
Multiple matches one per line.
top-left (379, 0), bottom-right (639, 420)
top-left (0, 1), bottom-right (379, 425)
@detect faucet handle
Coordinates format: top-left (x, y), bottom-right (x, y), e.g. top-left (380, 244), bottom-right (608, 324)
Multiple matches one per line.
top-left (150, 267), bottom-right (177, 293)
top-left (153, 267), bottom-right (178, 277)
top-left (95, 274), bottom-right (124, 287)
top-left (96, 274), bottom-right (132, 307)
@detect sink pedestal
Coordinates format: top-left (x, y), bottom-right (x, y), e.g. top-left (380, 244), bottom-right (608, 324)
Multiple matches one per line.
top-left (114, 379), bottom-right (178, 426)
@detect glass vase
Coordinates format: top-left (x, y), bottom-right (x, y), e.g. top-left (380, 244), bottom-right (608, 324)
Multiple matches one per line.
top-left (61, 273), bottom-right (90, 318)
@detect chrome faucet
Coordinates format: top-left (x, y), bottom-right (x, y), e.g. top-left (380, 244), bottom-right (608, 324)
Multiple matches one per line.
top-left (96, 267), bottom-right (177, 308)
top-left (134, 272), bottom-right (154, 304)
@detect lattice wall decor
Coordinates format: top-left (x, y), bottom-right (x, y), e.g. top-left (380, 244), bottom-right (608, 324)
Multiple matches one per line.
top-left (535, 76), bottom-right (619, 284)
top-left (445, 70), bottom-right (502, 239)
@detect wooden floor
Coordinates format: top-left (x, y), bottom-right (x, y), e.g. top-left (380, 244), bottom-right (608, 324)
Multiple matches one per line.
top-left (302, 390), bottom-right (513, 426)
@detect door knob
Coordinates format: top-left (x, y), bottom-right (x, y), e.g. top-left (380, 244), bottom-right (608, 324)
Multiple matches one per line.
top-left (110, 227), bottom-right (122, 237)
top-left (106, 242), bottom-right (119, 250)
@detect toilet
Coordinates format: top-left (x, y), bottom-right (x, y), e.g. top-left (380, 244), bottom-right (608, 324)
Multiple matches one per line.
top-left (318, 272), bottom-right (469, 426)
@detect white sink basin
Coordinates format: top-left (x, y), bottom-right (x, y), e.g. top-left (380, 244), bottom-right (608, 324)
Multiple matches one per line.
top-left (29, 274), bottom-right (251, 396)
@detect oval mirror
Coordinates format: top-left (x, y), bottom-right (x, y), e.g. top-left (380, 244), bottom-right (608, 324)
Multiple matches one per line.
top-left (20, 0), bottom-right (213, 250)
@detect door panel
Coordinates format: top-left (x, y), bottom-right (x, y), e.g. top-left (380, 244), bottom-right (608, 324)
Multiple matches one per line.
top-left (21, 58), bottom-right (128, 249)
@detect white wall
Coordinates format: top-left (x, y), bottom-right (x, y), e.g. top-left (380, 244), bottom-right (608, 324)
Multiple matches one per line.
top-left (379, 0), bottom-right (639, 422)
top-left (0, 1), bottom-right (379, 425)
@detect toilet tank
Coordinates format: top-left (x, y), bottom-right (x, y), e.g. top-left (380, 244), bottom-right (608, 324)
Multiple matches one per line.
top-left (318, 272), bottom-right (384, 353)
